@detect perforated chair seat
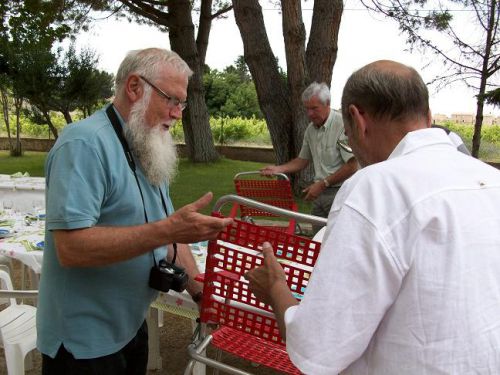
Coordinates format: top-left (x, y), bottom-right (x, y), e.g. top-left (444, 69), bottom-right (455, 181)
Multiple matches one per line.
top-left (212, 326), bottom-right (301, 374)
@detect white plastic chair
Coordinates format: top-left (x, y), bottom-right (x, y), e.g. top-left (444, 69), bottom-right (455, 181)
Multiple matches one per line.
top-left (0, 269), bottom-right (38, 375)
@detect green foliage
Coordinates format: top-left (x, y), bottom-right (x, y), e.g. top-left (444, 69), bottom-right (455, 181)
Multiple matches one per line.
top-left (442, 122), bottom-right (500, 160)
top-left (0, 2), bottom-right (112, 136)
top-left (1, 110), bottom-right (68, 137)
top-left (170, 116), bottom-right (271, 145)
top-left (483, 88), bottom-right (500, 107)
top-left (203, 56), bottom-right (263, 119)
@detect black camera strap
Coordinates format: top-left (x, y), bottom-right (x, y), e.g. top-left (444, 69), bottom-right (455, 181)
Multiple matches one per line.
top-left (106, 104), bottom-right (149, 223)
top-left (105, 104), bottom-right (178, 266)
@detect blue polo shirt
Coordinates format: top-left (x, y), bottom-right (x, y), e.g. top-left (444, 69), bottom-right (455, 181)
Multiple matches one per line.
top-left (37, 106), bottom-right (171, 359)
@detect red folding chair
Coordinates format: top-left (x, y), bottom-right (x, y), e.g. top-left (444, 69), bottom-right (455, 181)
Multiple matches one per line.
top-left (185, 195), bottom-right (327, 375)
top-left (229, 171), bottom-right (300, 234)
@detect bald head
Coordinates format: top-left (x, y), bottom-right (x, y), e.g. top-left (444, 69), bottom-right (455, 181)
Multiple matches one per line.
top-left (341, 60), bottom-right (429, 127)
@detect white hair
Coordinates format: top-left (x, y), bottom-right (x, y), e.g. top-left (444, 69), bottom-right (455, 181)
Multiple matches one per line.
top-left (302, 82), bottom-right (331, 105)
top-left (115, 48), bottom-right (193, 94)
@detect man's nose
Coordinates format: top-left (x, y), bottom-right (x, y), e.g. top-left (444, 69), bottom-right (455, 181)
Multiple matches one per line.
top-left (169, 106), bottom-right (183, 120)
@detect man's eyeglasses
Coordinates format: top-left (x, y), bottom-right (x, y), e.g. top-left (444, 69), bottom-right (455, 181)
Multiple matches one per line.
top-left (139, 75), bottom-right (187, 111)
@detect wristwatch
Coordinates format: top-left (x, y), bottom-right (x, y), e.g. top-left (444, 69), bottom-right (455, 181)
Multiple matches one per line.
top-left (323, 179), bottom-right (330, 188)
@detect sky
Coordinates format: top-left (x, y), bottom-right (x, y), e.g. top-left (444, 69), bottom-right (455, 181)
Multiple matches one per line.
top-left (75, 1), bottom-right (499, 117)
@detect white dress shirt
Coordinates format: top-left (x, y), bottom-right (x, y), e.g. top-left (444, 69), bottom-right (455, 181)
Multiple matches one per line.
top-left (284, 128), bottom-right (500, 374)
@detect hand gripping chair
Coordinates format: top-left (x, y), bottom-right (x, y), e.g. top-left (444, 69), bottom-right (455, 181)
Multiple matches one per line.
top-left (229, 171), bottom-right (300, 235)
top-left (0, 269), bottom-right (38, 375)
top-left (185, 195), bottom-right (327, 375)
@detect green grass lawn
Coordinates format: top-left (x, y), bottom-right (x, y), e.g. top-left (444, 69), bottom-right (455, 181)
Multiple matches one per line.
top-left (0, 151), bottom-right (312, 215)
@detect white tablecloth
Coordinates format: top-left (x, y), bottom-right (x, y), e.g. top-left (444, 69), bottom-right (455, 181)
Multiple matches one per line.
top-left (0, 174), bottom-right (45, 213)
top-left (0, 212), bottom-right (44, 274)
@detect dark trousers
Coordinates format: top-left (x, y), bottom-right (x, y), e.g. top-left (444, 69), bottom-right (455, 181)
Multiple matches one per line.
top-left (42, 321), bottom-right (148, 375)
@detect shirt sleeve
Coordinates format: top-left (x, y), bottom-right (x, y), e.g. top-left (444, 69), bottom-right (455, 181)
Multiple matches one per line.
top-left (298, 126), bottom-right (312, 160)
top-left (46, 140), bottom-right (106, 230)
top-left (285, 206), bottom-right (404, 374)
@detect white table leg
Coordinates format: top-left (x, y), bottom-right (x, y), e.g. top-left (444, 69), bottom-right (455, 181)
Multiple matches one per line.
top-left (147, 306), bottom-right (162, 370)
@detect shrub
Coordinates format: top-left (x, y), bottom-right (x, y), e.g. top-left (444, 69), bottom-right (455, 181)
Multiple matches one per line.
top-left (170, 116), bottom-right (271, 145)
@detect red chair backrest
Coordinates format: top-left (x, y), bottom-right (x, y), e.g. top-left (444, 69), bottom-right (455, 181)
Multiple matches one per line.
top-left (199, 214), bottom-right (321, 345)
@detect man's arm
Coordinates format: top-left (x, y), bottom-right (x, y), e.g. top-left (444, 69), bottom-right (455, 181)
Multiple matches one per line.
top-left (324, 157), bottom-right (358, 187)
top-left (303, 157), bottom-right (358, 201)
top-left (53, 192), bottom-right (233, 267)
top-left (245, 243), bottom-right (298, 339)
top-left (260, 157), bottom-right (309, 176)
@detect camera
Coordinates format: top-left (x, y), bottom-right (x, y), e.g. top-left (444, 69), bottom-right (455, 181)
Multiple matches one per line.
top-left (149, 259), bottom-right (188, 293)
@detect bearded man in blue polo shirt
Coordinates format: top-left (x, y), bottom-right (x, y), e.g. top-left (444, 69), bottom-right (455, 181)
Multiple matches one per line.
top-left (37, 48), bottom-right (232, 375)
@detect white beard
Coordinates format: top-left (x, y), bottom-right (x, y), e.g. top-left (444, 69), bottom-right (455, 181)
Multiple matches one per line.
top-left (125, 98), bottom-right (178, 187)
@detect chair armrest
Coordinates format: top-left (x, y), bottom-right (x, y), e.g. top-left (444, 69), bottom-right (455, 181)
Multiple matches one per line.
top-left (0, 290), bottom-right (38, 299)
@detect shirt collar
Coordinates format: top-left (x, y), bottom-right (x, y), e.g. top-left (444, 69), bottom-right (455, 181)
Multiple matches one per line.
top-left (388, 128), bottom-right (456, 160)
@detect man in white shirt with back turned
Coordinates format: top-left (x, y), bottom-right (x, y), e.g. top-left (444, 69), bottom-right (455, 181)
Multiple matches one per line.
top-left (246, 60), bottom-right (500, 374)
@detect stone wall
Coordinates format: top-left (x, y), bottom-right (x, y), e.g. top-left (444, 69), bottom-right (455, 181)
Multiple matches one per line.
top-left (0, 137), bottom-right (55, 152)
top-left (2, 137), bottom-right (498, 169)
top-left (0, 137), bottom-right (277, 164)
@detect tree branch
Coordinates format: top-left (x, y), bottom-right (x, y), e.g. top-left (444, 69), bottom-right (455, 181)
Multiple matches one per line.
top-left (118, 0), bottom-right (170, 26)
top-left (211, 4), bottom-right (233, 20)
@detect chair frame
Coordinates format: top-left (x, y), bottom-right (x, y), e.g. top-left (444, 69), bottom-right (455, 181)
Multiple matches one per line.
top-left (230, 171), bottom-right (299, 234)
top-left (185, 195), bottom-right (327, 375)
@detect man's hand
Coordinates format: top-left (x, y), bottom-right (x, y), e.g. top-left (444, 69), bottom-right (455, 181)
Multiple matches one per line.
top-left (260, 165), bottom-right (281, 177)
top-left (165, 192), bottom-right (233, 244)
top-left (245, 242), bottom-right (288, 305)
top-left (302, 180), bottom-right (325, 201)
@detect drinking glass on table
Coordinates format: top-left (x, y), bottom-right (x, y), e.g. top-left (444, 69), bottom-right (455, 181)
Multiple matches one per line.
top-left (31, 199), bottom-right (44, 223)
top-left (2, 200), bottom-right (13, 215)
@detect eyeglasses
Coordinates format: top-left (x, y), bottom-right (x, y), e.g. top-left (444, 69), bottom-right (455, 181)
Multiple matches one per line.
top-left (139, 75), bottom-right (187, 111)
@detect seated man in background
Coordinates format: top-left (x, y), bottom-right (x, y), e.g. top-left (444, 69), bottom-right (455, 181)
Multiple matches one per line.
top-left (260, 82), bottom-right (357, 233)
top-left (37, 48), bottom-right (232, 375)
top-left (247, 60), bottom-right (500, 374)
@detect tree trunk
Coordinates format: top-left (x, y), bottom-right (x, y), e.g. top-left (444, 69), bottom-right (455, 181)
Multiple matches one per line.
top-left (281, 0), bottom-right (313, 190)
top-left (196, 0), bottom-right (213, 66)
top-left (0, 87), bottom-right (13, 150)
top-left (306, 0), bottom-right (343, 83)
top-left (62, 110), bottom-right (73, 124)
top-left (232, 0), bottom-right (293, 168)
top-left (43, 110), bottom-right (59, 139)
top-left (233, 0), bottom-right (343, 193)
top-left (12, 97), bottom-right (23, 157)
top-left (168, 0), bottom-right (219, 162)
top-left (472, 0), bottom-right (496, 158)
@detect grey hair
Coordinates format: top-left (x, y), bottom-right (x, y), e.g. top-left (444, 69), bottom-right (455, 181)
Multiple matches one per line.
top-left (302, 82), bottom-right (331, 105)
top-left (114, 48), bottom-right (193, 93)
top-left (341, 61), bottom-right (429, 126)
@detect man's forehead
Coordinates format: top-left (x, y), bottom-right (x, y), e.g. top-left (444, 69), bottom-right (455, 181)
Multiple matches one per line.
top-left (304, 96), bottom-right (325, 107)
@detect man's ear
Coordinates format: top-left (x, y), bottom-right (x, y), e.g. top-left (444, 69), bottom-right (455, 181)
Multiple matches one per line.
top-left (425, 109), bottom-right (432, 128)
top-left (348, 104), bottom-right (368, 139)
top-left (124, 74), bottom-right (143, 103)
